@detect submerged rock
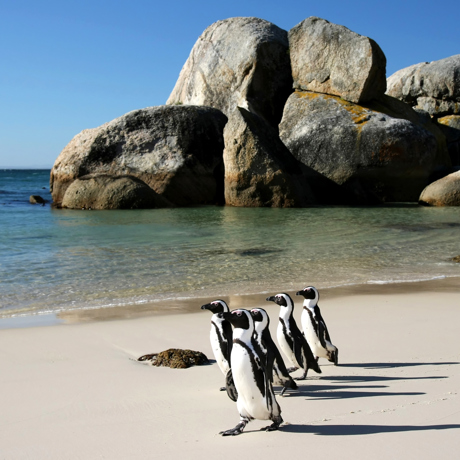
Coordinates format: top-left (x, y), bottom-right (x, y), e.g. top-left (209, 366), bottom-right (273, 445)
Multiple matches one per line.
top-left (50, 105), bottom-right (227, 207)
top-left (419, 170), bottom-right (460, 206)
top-left (29, 195), bottom-right (46, 205)
top-left (280, 91), bottom-right (449, 203)
top-left (223, 107), bottom-right (314, 207)
top-left (138, 349), bottom-right (209, 369)
top-left (167, 17), bottom-right (292, 128)
top-left (288, 17), bottom-right (387, 104)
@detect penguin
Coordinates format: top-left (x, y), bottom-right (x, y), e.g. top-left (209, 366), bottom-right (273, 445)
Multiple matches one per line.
top-left (250, 308), bottom-right (298, 396)
top-left (296, 286), bottom-right (338, 365)
top-left (219, 309), bottom-right (283, 436)
top-left (201, 300), bottom-right (237, 400)
top-left (266, 293), bottom-right (321, 380)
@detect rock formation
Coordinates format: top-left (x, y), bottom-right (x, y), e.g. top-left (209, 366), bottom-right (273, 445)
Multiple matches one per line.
top-left (61, 174), bottom-right (171, 209)
top-left (166, 17), bottom-right (292, 128)
top-left (419, 170), bottom-right (460, 206)
top-left (386, 55), bottom-right (460, 117)
top-left (288, 17), bottom-right (387, 104)
top-left (50, 15), bottom-right (459, 208)
top-left (50, 106), bottom-right (227, 207)
top-left (437, 115), bottom-right (460, 166)
top-left (223, 107), bottom-right (314, 207)
top-left (279, 91), bottom-right (449, 203)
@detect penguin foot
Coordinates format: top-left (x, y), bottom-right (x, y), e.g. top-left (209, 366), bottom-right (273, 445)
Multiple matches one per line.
top-left (294, 370), bottom-right (308, 380)
top-left (220, 421), bottom-right (247, 436)
top-left (219, 387), bottom-right (226, 391)
top-left (261, 416), bottom-right (283, 432)
top-left (287, 366), bottom-right (298, 374)
top-left (327, 349), bottom-right (339, 365)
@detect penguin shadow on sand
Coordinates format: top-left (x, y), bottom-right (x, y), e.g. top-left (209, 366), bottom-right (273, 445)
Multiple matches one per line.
top-left (339, 361), bottom-right (460, 370)
top-left (281, 422), bottom-right (460, 436)
top-left (287, 362), bottom-right (456, 400)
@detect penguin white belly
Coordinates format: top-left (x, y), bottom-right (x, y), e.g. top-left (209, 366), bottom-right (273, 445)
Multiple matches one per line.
top-left (210, 328), bottom-right (229, 375)
top-left (232, 345), bottom-right (271, 420)
top-left (277, 324), bottom-right (299, 368)
top-left (301, 312), bottom-right (328, 358)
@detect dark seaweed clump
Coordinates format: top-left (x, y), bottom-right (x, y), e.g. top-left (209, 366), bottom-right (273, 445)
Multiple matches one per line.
top-left (138, 348), bottom-right (209, 369)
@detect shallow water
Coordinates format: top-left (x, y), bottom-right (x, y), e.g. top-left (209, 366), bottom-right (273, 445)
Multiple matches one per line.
top-left (1, 169), bottom-right (460, 318)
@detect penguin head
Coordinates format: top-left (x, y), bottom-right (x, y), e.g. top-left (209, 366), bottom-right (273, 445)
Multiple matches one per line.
top-left (296, 286), bottom-right (319, 305)
top-left (250, 308), bottom-right (269, 333)
top-left (201, 300), bottom-right (229, 314)
top-left (222, 309), bottom-right (253, 332)
top-left (266, 293), bottom-right (293, 308)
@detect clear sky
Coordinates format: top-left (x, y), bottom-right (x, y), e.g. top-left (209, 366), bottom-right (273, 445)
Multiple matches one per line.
top-left (1, 0), bottom-right (458, 168)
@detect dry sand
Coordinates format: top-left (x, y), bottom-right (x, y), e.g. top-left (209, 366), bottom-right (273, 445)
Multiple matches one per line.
top-left (0, 280), bottom-right (459, 459)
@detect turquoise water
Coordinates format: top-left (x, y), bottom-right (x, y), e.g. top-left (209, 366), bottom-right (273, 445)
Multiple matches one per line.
top-left (1, 169), bottom-right (460, 318)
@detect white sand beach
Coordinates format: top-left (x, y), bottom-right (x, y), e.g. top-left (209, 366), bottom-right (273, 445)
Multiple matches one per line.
top-left (1, 280), bottom-right (459, 459)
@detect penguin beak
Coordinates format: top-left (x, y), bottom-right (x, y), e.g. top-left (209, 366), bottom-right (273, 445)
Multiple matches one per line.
top-left (266, 296), bottom-right (275, 302)
top-left (295, 291), bottom-right (302, 296)
top-left (201, 304), bottom-right (211, 310)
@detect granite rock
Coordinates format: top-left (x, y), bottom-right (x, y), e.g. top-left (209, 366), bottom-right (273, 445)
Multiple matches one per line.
top-left (61, 174), bottom-right (171, 210)
top-left (436, 115), bottom-right (460, 166)
top-left (386, 55), bottom-right (460, 116)
top-left (223, 107), bottom-right (314, 207)
top-left (279, 91), bottom-right (450, 203)
top-left (419, 170), bottom-right (460, 206)
top-left (166, 17), bottom-right (292, 128)
top-left (288, 17), bottom-right (387, 104)
top-left (50, 105), bottom-right (228, 207)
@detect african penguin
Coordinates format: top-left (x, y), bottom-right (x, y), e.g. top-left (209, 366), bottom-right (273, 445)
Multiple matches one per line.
top-left (219, 309), bottom-right (283, 436)
top-left (297, 286), bottom-right (338, 365)
top-left (201, 300), bottom-right (237, 400)
top-left (250, 308), bottom-right (298, 396)
top-left (267, 293), bottom-right (321, 379)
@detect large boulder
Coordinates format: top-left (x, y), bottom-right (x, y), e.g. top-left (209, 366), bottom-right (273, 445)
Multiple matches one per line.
top-left (223, 107), bottom-right (314, 207)
top-left (436, 115), bottom-right (460, 166)
top-left (166, 17), bottom-right (292, 128)
top-left (279, 91), bottom-right (450, 203)
top-left (50, 106), bottom-right (228, 207)
top-left (288, 17), bottom-right (387, 104)
top-left (61, 174), bottom-right (171, 210)
top-left (419, 170), bottom-right (460, 206)
top-left (386, 55), bottom-right (460, 117)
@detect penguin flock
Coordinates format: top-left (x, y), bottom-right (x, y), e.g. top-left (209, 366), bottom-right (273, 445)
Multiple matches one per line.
top-left (201, 286), bottom-right (339, 436)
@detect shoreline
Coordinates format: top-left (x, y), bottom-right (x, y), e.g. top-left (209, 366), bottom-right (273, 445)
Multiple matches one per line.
top-left (1, 279), bottom-right (459, 458)
top-left (2, 275), bottom-right (459, 330)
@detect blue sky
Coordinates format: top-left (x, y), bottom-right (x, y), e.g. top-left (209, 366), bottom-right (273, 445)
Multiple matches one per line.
top-left (1, 0), bottom-right (458, 168)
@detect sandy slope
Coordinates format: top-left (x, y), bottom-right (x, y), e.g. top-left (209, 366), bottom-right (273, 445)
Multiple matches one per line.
top-left (0, 285), bottom-right (459, 459)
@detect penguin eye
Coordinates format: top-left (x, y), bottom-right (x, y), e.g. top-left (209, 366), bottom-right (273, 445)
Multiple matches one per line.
top-left (236, 311), bottom-right (242, 316)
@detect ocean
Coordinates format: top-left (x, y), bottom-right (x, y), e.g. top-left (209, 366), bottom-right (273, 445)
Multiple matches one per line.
top-left (1, 169), bottom-right (460, 323)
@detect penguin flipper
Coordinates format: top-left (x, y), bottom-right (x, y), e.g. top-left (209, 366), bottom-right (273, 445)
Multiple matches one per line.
top-left (222, 320), bottom-right (233, 362)
top-left (315, 306), bottom-right (332, 343)
top-left (318, 321), bottom-right (328, 350)
top-left (293, 335), bottom-right (306, 372)
top-left (225, 369), bottom-right (238, 402)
